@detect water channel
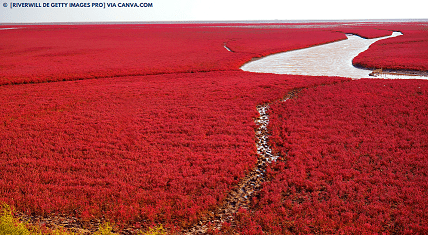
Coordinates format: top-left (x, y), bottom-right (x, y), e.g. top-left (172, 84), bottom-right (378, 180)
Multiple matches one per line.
top-left (240, 31), bottom-right (426, 80)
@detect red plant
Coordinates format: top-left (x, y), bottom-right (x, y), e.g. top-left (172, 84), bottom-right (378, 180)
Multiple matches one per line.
top-left (353, 23), bottom-right (428, 72)
top-left (336, 26), bottom-right (393, 38)
top-left (250, 79), bottom-right (428, 234)
top-left (0, 24), bottom-right (346, 85)
top-left (0, 69), bottom-right (346, 228)
top-left (0, 22), bottom-right (427, 233)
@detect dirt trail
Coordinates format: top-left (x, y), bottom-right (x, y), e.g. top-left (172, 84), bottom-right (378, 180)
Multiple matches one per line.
top-left (185, 90), bottom-right (300, 234)
top-left (14, 88), bottom-right (302, 235)
top-left (14, 212), bottom-right (99, 234)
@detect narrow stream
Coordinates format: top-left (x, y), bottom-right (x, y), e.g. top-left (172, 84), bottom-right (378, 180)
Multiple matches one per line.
top-left (188, 32), bottom-right (426, 234)
top-left (240, 32), bottom-right (417, 79)
top-left (185, 91), bottom-right (299, 234)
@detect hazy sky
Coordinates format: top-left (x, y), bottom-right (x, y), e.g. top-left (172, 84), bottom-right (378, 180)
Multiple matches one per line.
top-left (1, 0), bottom-right (427, 23)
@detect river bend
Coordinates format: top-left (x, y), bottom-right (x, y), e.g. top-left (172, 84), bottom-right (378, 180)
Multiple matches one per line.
top-left (240, 32), bottom-right (426, 79)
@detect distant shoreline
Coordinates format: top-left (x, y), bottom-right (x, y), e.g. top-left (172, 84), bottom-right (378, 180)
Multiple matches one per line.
top-left (1, 18), bottom-right (428, 25)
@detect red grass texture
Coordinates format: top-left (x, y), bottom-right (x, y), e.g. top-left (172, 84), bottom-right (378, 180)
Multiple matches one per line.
top-left (1, 22), bottom-right (427, 233)
top-left (353, 23), bottom-right (428, 72)
top-left (336, 26), bottom-right (394, 39)
top-left (0, 70), bottom-right (346, 229)
top-left (244, 79), bottom-right (428, 234)
top-left (0, 24), bottom-right (346, 85)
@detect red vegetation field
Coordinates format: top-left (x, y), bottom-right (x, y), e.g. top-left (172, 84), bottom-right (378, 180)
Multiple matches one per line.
top-left (0, 24), bottom-right (346, 85)
top-left (353, 23), bottom-right (428, 72)
top-left (336, 26), bottom-right (393, 39)
top-left (0, 71), bottom-right (346, 229)
top-left (0, 22), bottom-right (427, 233)
top-left (244, 79), bottom-right (428, 234)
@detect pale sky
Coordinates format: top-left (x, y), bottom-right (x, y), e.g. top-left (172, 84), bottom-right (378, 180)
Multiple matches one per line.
top-left (0, 0), bottom-right (427, 23)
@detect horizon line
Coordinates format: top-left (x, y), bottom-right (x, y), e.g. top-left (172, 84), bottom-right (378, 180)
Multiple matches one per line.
top-left (2, 18), bottom-right (428, 25)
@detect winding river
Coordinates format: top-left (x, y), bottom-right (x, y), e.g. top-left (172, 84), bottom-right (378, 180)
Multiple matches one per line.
top-left (240, 31), bottom-right (426, 80)
top-left (189, 31), bottom-right (428, 234)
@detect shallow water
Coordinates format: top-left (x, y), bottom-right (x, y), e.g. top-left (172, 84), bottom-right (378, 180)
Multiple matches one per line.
top-left (240, 32), bottom-right (427, 79)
